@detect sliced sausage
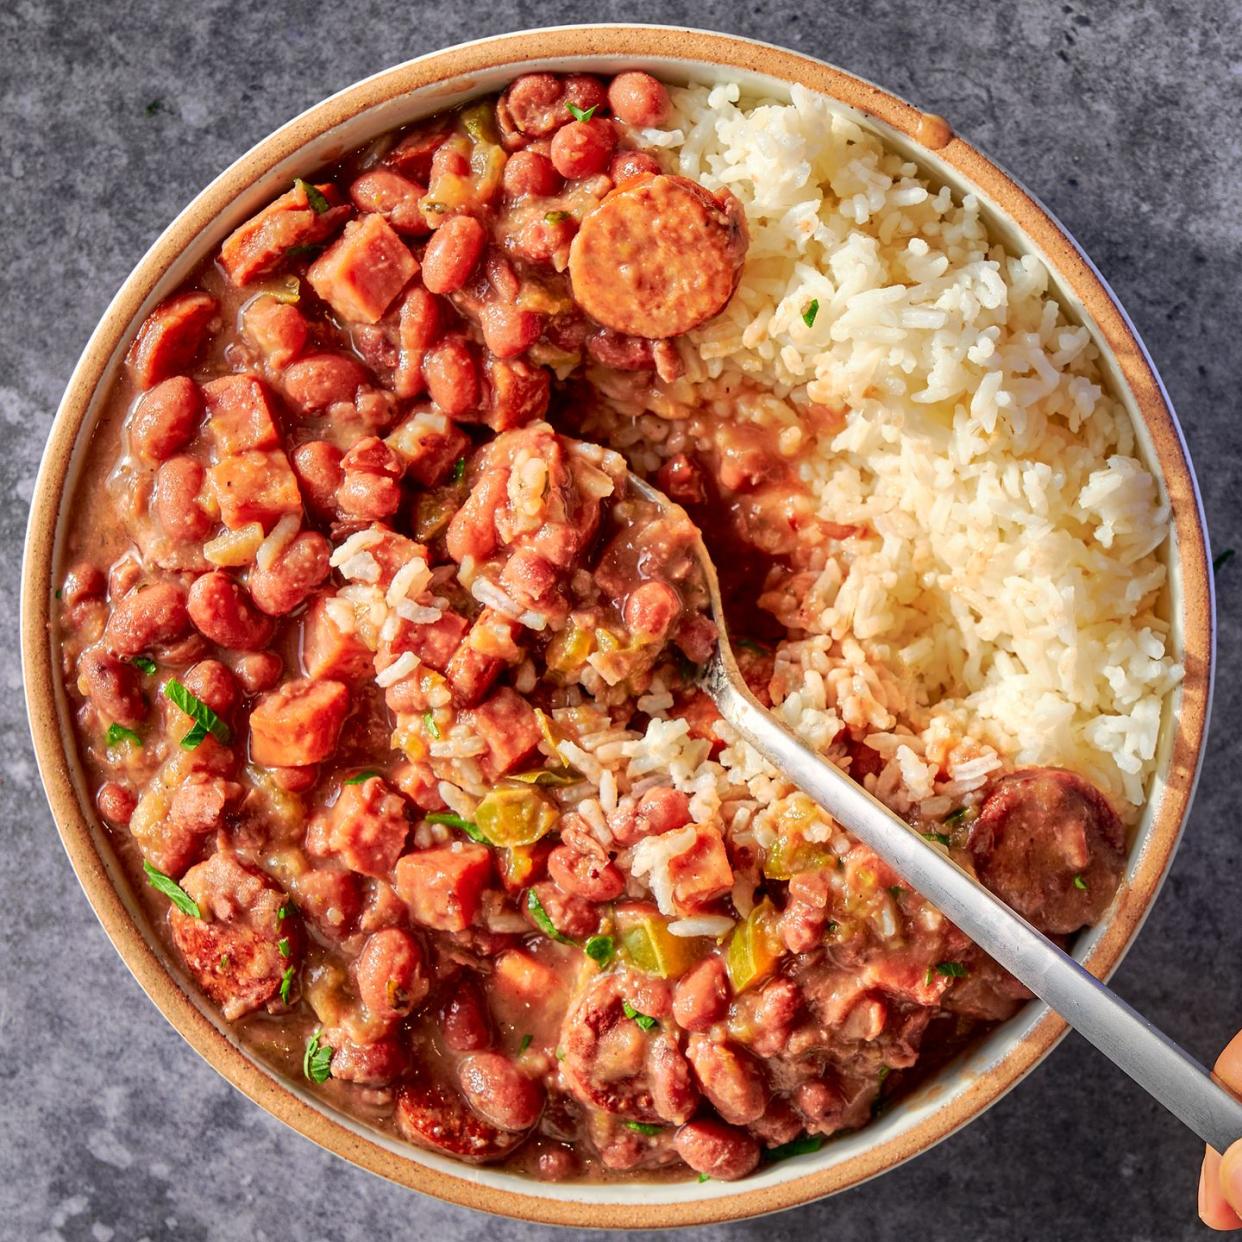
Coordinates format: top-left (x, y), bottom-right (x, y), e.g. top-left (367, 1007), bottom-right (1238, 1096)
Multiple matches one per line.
top-left (395, 1077), bottom-right (528, 1163)
top-left (125, 292), bottom-right (218, 390)
top-left (568, 174), bottom-right (748, 338)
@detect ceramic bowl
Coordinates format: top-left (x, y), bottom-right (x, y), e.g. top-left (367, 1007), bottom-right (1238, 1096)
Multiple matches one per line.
top-left (21, 24), bottom-right (1214, 1228)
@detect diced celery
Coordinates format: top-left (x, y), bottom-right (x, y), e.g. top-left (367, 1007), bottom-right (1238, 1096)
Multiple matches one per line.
top-left (545, 624), bottom-right (593, 678)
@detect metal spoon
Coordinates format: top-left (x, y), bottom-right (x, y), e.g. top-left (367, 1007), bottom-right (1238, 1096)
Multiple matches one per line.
top-left (629, 473), bottom-right (1242, 1154)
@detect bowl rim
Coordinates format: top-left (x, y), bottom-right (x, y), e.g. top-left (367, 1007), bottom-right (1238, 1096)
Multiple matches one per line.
top-left (21, 22), bottom-right (1214, 1229)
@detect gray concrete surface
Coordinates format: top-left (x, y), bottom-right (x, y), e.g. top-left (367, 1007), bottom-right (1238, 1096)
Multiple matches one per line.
top-left (2, 1), bottom-right (1240, 1238)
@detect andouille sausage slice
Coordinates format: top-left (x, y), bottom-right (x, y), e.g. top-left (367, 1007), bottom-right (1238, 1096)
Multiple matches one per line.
top-left (568, 174), bottom-right (747, 339)
top-left (125, 292), bottom-right (219, 390)
top-left (966, 767), bottom-right (1125, 935)
top-left (395, 1076), bottom-right (530, 1163)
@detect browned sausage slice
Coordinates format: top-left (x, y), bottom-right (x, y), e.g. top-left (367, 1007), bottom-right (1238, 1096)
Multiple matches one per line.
top-left (568, 174), bottom-right (747, 339)
top-left (967, 767), bottom-right (1125, 935)
top-left (125, 292), bottom-right (219, 390)
top-left (395, 1077), bottom-right (529, 1163)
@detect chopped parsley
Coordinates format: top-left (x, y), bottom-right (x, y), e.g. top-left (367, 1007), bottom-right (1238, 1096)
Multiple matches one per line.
top-left (766, 1134), bottom-right (824, 1162)
top-left (130, 655), bottom-right (158, 675)
top-left (451, 456), bottom-right (466, 483)
top-left (554, 1047), bottom-right (566, 1061)
top-left (943, 806), bottom-right (969, 827)
top-left (697, 1172), bottom-right (711, 1182)
top-left (926, 960), bottom-right (969, 985)
top-left (145, 99), bottom-right (163, 116)
top-left (584, 935), bottom-right (615, 968)
top-left (423, 711), bottom-right (442, 740)
top-left (218, 954), bottom-right (230, 971)
top-left (623, 1120), bottom-right (663, 1135)
top-left (163, 679), bottom-right (231, 750)
top-left (1073, 874), bottom-right (1088, 891)
top-left (526, 888), bottom-right (574, 944)
top-left (825, 920), bottom-right (839, 935)
top-left (518, 1034), bottom-right (533, 1055)
top-left (303, 1028), bottom-right (333, 1083)
top-left (285, 243), bottom-right (320, 259)
top-left (888, 885), bottom-right (905, 899)
top-left (277, 902), bottom-right (292, 922)
top-left (278, 937), bottom-right (291, 958)
top-left (1213, 548), bottom-right (1235, 573)
top-left (801, 299), bottom-right (820, 328)
top-left (142, 860), bottom-right (200, 919)
top-left (344, 770), bottom-right (381, 785)
top-left (566, 102), bottom-right (597, 123)
top-left (279, 965), bottom-right (295, 1004)
top-left (877, 1065), bottom-right (891, 1084)
top-left (544, 209), bottom-right (571, 224)
top-left (427, 811), bottom-right (486, 843)
top-left (923, 831), bottom-right (951, 846)
top-left (295, 178), bottom-right (332, 214)
top-left (622, 1000), bottom-right (657, 1031)
top-left (105, 722), bottom-right (142, 748)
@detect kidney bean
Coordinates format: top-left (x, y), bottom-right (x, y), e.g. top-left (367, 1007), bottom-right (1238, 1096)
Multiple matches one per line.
top-left (130, 376), bottom-right (202, 464)
top-left (291, 440), bottom-right (343, 517)
top-left (423, 336), bottom-right (480, 417)
top-left (479, 302), bottom-right (543, 359)
top-left (482, 354), bottom-right (550, 432)
top-left (430, 141), bottom-right (470, 180)
top-left (349, 167), bottom-right (430, 236)
top-left (180, 658), bottom-right (239, 716)
top-left (500, 73), bottom-right (567, 139)
top-left (443, 977), bottom-right (492, 1051)
top-left (623, 580), bottom-right (681, 642)
top-left (610, 150), bottom-right (661, 183)
top-left (502, 150), bottom-right (562, 199)
top-left (283, 353), bottom-right (369, 414)
top-left (356, 927), bottom-right (429, 1023)
top-left (327, 1032), bottom-right (410, 1086)
top-left (686, 1034), bottom-right (768, 1126)
top-left (526, 879), bottom-right (599, 940)
top-left (233, 650), bottom-right (283, 694)
top-left (512, 213), bottom-right (577, 265)
top-left (78, 644), bottom-right (145, 727)
top-left (153, 456), bottom-right (212, 542)
top-left (62, 561), bottom-right (106, 608)
top-left (270, 763), bottom-right (319, 793)
top-left (458, 1052), bottom-right (544, 1132)
top-left (609, 785), bottom-right (692, 847)
top-left (673, 1118), bottom-right (760, 1181)
top-left (108, 556), bottom-right (142, 599)
top-left (565, 74), bottom-right (609, 117)
top-left (105, 582), bottom-right (191, 656)
top-left (337, 437), bottom-right (404, 520)
top-left (97, 782), bottom-right (136, 824)
top-left (421, 215), bottom-right (487, 295)
top-left (249, 530), bottom-right (331, 615)
top-left (548, 842), bottom-right (625, 903)
top-left (550, 118), bottom-right (617, 180)
top-left (187, 571), bottom-right (274, 651)
top-left (672, 956), bottom-right (729, 1032)
top-left (534, 1144), bottom-right (578, 1181)
top-left (607, 72), bottom-right (671, 128)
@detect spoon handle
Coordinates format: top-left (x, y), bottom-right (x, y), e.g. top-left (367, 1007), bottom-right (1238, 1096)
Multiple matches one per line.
top-left (709, 666), bottom-right (1242, 1153)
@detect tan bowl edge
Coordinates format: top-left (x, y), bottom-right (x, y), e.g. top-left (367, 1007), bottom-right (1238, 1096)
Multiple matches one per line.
top-left (21, 24), bottom-right (1214, 1229)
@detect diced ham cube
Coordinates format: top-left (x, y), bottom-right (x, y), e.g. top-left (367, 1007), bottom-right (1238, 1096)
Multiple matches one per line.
top-left (384, 409), bottom-right (470, 487)
top-left (462, 687), bottom-right (540, 779)
top-left (301, 594), bottom-right (374, 681)
top-left (219, 182), bottom-right (351, 286)
top-left (666, 824), bottom-right (734, 914)
top-left (125, 291), bottom-right (218, 390)
top-left (394, 843), bottom-right (492, 932)
top-left (391, 610), bottom-right (469, 673)
top-left (249, 677), bottom-right (350, 766)
top-left (489, 949), bottom-right (563, 1022)
top-left (444, 609), bottom-right (520, 707)
top-left (308, 777), bottom-right (409, 877)
top-left (208, 449), bottom-right (302, 530)
top-left (391, 760), bottom-right (444, 811)
top-left (241, 295), bottom-right (310, 371)
top-left (307, 214), bottom-right (419, 324)
top-left (202, 374), bottom-right (281, 454)
top-left (350, 525), bottom-right (428, 589)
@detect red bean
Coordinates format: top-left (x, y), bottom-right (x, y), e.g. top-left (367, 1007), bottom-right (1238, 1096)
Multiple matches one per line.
top-left (547, 843), bottom-right (625, 902)
top-left (458, 1052), bottom-right (544, 1132)
top-left (153, 456), bottom-right (212, 542)
top-left (502, 150), bottom-right (561, 198)
top-left (233, 650), bottom-right (283, 694)
top-left (534, 1144), bottom-right (578, 1181)
top-left (511, 214), bottom-right (577, 265)
top-left (608, 72), bottom-right (671, 127)
top-left (443, 978), bottom-right (492, 1051)
top-left (62, 561), bottom-right (106, 608)
top-left (672, 957), bottom-right (729, 1032)
top-left (130, 376), bottom-right (202, 464)
top-left (421, 215), bottom-right (487, 294)
top-left (349, 167), bottom-right (430, 236)
top-left (186, 572), bottom-right (274, 651)
top-left (97, 782), bottom-right (136, 824)
top-left (337, 437), bottom-right (404, 520)
top-left (249, 530), bottom-right (331, 615)
top-left (686, 1034), bottom-right (768, 1125)
top-left (564, 74), bottom-right (609, 118)
top-left (283, 353), bottom-right (369, 414)
top-left (400, 285), bottom-right (443, 352)
top-left (423, 336), bottom-right (480, 417)
top-left (550, 118), bottom-right (617, 180)
top-left (610, 150), bottom-right (661, 183)
top-left (270, 764), bottom-right (319, 793)
top-left (180, 658), bottom-right (239, 716)
top-left (501, 73), bottom-right (567, 138)
top-left (291, 440), bottom-right (343, 516)
top-left (479, 302), bottom-right (543, 359)
top-left (430, 142), bottom-right (470, 180)
top-left (78, 644), bottom-right (145, 727)
top-left (673, 1119), bottom-right (760, 1181)
top-left (105, 582), bottom-right (191, 656)
top-left (356, 927), bottom-right (428, 1023)
top-left (108, 557), bottom-right (143, 600)
top-left (623, 580), bottom-right (681, 642)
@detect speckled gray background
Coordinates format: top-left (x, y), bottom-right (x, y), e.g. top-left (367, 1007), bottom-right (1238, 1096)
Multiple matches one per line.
top-left (2, 1), bottom-right (1240, 1239)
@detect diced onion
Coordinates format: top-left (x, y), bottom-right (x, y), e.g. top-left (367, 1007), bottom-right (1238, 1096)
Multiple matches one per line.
top-left (203, 522), bottom-right (264, 567)
top-left (256, 513), bottom-right (301, 571)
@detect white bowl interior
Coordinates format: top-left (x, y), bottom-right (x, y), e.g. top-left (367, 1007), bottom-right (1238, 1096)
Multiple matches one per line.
top-left (51, 43), bottom-right (1192, 1210)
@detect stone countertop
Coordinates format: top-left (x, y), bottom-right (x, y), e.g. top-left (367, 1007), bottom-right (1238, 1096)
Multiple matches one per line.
top-left (2, 2), bottom-right (1239, 1239)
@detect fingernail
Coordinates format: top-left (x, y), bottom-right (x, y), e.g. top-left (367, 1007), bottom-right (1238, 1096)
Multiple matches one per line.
top-left (1221, 1143), bottom-right (1242, 1216)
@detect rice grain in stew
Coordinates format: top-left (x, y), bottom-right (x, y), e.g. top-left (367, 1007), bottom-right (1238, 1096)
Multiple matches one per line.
top-left (55, 69), bottom-right (1180, 1184)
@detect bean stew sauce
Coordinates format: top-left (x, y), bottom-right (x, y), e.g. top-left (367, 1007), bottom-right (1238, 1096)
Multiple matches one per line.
top-left (56, 70), bottom-right (1126, 1184)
